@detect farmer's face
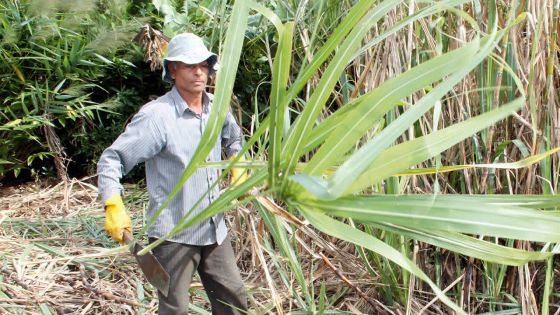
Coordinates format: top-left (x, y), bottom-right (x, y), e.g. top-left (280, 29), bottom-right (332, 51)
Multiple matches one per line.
top-left (168, 61), bottom-right (209, 95)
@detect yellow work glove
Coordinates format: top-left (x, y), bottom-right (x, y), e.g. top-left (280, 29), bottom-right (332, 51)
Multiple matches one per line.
top-left (229, 155), bottom-right (248, 187)
top-left (104, 194), bottom-right (132, 244)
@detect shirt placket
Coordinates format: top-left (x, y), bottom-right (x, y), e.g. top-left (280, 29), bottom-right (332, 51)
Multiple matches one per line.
top-left (200, 110), bottom-right (218, 238)
top-left (199, 112), bottom-right (214, 202)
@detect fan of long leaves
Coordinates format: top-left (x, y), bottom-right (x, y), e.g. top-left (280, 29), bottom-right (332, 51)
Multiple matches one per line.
top-left (141, 0), bottom-right (560, 313)
top-left (0, 0), bottom-right (142, 178)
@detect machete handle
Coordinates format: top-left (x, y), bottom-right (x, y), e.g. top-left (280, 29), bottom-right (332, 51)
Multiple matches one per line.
top-left (122, 230), bottom-right (134, 244)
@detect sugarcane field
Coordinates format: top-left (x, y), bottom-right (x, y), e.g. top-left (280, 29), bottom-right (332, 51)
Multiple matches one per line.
top-left (1, 0), bottom-right (560, 314)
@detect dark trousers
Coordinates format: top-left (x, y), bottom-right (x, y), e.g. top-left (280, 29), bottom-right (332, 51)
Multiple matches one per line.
top-left (150, 234), bottom-right (248, 315)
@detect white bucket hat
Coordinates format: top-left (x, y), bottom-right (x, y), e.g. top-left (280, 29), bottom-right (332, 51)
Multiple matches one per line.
top-left (162, 33), bottom-right (219, 83)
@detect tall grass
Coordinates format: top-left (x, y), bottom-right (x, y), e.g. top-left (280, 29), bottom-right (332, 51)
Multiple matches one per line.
top-left (138, 0), bottom-right (560, 313)
top-left (0, 0), bottom-right (142, 180)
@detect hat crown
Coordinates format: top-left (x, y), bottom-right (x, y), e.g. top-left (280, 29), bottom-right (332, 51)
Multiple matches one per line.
top-left (166, 33), bottom-right (209, 59)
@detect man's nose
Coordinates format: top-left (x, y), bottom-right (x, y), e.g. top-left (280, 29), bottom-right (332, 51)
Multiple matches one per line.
top-left (195, 66), bottom-right (205, 75)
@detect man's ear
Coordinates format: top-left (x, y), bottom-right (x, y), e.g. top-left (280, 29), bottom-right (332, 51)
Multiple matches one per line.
top-left (167, 61), bottom-right (176, 79)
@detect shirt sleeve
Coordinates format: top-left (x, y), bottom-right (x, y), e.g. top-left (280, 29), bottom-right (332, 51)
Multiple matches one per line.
top-left (97, 110), bottom-right (166, 204)
top-left (221, 111), bottom-right (243, 158)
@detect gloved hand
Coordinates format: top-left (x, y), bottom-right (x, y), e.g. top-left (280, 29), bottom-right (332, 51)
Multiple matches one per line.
top-left (229, 155), bottom-right (248, 187)
top-left (104, 194), bottom-right (132, 244)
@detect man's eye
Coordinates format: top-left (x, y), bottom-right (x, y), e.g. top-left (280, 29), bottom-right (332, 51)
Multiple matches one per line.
top-left (185, 63), bottom-right (208, 69)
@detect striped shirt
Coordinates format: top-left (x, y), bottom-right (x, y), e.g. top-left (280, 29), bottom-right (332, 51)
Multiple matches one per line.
top-left (97, 86), bottom-right (242, 245)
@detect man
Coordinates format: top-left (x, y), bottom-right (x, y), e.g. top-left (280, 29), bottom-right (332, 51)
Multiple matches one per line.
top-left (97, 33), bottom-right (248, 315)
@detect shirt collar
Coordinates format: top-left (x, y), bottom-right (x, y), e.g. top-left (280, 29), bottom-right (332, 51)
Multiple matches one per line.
top-left (170, 86), bottom-right (213, 116)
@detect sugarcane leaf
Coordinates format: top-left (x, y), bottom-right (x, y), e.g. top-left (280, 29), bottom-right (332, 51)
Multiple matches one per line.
top-left (268, 22), bottom-right (294, 188)
top-left (371, 222), bottom-right (552, 266)
top-left (257, 199), bottom-right (312, 305)
top-left (295, 146), bottom-right (560, 180)
top-left (248, 0), bottom-right (284, 33)
top-left (285, 0), bottom-right (379, 103)
top-left (328, 29), bottom-right (508, 197)
top-left (298, 207), bottom-right (466, 315)
top-left (304, 39), bottom-right (479, 176)
top-left (301, 0), bottom-right (474, 156)
top-left (368, 194), bottom-right (560, 210)
top-left (345, 98), bottom-right (524, 195)
top-left (282, 0), bottom-right (401, 189)
top-left (393, 146), bottom-right (560, 176)
top-left (475, 146), bottom-right (560, 169)
top-left (295, 194), bottom-right (560, 242)
top-left (290, 99), bottom-right (523, 199)
top-left (140, 169), bottom-right (266, 254)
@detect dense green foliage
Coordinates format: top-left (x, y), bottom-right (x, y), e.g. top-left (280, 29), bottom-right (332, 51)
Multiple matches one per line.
top-left (0, 0), bottom-right (168, 180)
top-left (0, 0), bottom-right (272, 181)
